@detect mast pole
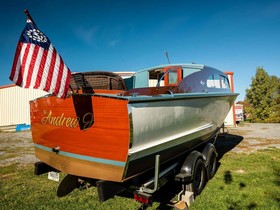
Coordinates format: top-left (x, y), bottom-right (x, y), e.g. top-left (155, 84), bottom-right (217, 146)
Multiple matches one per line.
top-left (165, 51), bottom-right (170, 64)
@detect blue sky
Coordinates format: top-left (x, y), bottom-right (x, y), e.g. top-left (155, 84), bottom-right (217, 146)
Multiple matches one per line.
top-left (1, 0), bottom-right (280, 101)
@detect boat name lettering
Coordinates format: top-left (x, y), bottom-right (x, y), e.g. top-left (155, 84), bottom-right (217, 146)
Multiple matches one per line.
top-left (41, 111), bottom-right (93, 129)
top-left (82, 112), bottom-right (94, 130)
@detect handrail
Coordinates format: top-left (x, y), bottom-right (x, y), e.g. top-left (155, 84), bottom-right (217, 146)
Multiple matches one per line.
top-left (156, 68), bottom-right (178, 87)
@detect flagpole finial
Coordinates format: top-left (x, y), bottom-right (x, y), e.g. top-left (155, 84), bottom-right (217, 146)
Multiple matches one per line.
top-left (24, 9), bottom-right (37, 27)
top-left (24, 9), bottom-right (29, 15)
top-left (24, 9), bottom-right (31, 19)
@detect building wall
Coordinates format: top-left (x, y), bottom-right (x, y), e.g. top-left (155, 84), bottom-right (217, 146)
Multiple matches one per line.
top-left (224, 72), bottom-right (236, 127)
top-left (0, 85), bottom-right (47, 127)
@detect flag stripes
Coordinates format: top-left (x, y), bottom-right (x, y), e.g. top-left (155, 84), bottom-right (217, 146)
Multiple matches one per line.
top-left (10, 20), bottom-right (71, 99)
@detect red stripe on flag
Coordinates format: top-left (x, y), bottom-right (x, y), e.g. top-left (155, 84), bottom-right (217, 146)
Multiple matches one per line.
top-left (44, 50), bottom-right (57, 92)
top-left (34, 49), bottom-right (48, 89)
top-left (16, 44), bottom-right (31, 86)
top-left (25, 45), bottom-right (40, 88)
top-left (10, 42), bottom-right (23, 82)
top-left (60, 70), bottom-right (72, 99)
top-left (53, 56), bottom-right (64, 96)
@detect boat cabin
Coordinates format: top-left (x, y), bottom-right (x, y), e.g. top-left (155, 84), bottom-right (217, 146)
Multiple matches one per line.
top-left (69, 64), bottom-right (231, 96)
top-left (123, 64), bottom-right (231, 96)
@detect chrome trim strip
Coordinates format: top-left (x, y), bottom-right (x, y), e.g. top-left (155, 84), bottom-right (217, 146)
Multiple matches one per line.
top-left (128, 123), bottom-right (214, 155)
top-left (34, 144), bottom-right (126, 167)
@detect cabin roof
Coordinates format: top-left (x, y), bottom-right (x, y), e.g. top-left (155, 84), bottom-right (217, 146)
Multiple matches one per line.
top-left (136, 63), bottom-right (205, 74)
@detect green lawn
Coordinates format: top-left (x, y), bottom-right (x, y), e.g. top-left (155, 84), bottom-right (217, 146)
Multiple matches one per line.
top-left (1, 148), bottom-right (279, 209)
top-left (190, 148), bottom-right (280, 210)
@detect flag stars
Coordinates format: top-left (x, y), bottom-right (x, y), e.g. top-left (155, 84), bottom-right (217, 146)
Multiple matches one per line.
top-left (27, 29), bottom-right (47, 43)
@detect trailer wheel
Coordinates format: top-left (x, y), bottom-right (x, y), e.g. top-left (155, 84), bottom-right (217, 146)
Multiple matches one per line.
top-left (202, 143), bottom-right (217, 180)
top-left (192, 158), bottom-right (206, 196)
top-left (207, 148), bottom-right (217, 180)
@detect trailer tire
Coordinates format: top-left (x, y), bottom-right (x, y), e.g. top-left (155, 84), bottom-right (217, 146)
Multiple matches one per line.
top-left (191, 158), bottom-right (206, 196)
top-left (206, 148), bottom-right (217, 180)
top-left (202, 143), bottom-right (217, 180)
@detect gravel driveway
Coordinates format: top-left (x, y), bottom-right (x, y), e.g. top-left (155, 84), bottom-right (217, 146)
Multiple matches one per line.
top-left (0, 131), bottom-right (36, 166)
top-left (0, 123), bottom-right (279, 166)
top-left (218, 123), bottom-right (280, 154)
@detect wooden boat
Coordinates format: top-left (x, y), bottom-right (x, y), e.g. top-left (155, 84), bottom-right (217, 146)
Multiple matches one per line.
top-left (30, 64), bottom-right (238, 182)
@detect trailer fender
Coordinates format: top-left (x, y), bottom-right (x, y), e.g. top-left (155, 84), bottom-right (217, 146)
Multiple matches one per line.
top-left (202, 143), bottom-right (217, 180)
top-left (175, 151), bottom-right (204, 183)
top-left (175, 151), bottom-right (207, 197)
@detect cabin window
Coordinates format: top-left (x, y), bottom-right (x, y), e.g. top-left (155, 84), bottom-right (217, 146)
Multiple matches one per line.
top-left (207, 74), bottom-right (230, 89)
top-left (221, 76), bottom-right (230, 89)
top-left (134, 71), bottom-right (149, 88)
top-left (147, 66), bottom-right (182, 87)
top-left (206, 75), bottom-right (214, 88)
top-left (168, 71), bottom-right (178, 84)
top-left (164, 66), bottom-right (182, 86)
top-left (148, 69), bottom-right (164, 87)
top-left (207, 74), bottom-right (220, 88)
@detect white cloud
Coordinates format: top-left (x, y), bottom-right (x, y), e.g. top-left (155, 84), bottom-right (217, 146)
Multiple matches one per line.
top-left (74, 25), bottom-right (98, 45)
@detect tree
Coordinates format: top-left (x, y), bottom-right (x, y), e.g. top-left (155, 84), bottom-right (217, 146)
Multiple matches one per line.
top-left (269, 75), bottom-right (280, 122)
top-left (245, 67), bottom-right (280, 123)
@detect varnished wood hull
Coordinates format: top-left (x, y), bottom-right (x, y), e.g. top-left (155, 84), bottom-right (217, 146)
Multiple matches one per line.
top-left (30, 94), bottom-right (130, 182)
top-left (30, 92), bottom-right (237, 182)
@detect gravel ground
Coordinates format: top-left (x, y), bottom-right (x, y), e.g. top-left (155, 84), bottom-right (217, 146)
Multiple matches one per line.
top-left (0, 131), bottom-right (36, 166)
top-left (0, 123), bottom-right (279, 166)
top-left (217, 123), bottom-right (280, 154)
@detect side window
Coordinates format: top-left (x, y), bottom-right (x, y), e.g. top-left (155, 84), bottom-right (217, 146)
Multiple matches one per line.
top-left (163, 66), bottom-right (182, 86)
top-left (207, 74), bottom-right (229, 89)
top-left (221, 76), bottom-right (230, 89)
top-left (213, 74), bottom-right (220, 88)
top-left (207, 74), bottom-right (220, 88)
top-left (168, 71), bottom-right (178, 84)
top-left (207, 74), bottom-right (215, 88)
top-left (148, 69), bottom-right (164, 87)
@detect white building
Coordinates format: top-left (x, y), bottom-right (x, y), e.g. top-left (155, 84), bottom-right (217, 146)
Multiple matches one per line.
top-left (0, 84), bottom-right (47, 131)
top-left (224, 72), bottom-right (236, 127)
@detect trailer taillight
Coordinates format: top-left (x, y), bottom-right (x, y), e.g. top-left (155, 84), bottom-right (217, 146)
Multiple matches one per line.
top-left (133, 191), bottom-right (152, 205)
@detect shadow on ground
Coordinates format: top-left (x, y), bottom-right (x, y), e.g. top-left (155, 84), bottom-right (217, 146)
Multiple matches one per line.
top-left (215, 134), bottom-right (244, 160)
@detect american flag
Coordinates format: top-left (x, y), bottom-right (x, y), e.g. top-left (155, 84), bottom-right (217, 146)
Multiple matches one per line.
top-left (10, 19), bottom-right (71, 99)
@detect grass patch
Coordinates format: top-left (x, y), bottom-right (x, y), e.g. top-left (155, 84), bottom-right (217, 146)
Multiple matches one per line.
top-left (0, 149), bottom-right (279, 209)
top-left (0, 164), bottom-right (139, 210)
top-left (190, 148), bottom-right (280, 209)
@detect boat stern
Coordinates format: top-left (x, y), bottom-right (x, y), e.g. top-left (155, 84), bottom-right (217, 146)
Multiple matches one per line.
top-left (30, 94), bottom-right (130, 182)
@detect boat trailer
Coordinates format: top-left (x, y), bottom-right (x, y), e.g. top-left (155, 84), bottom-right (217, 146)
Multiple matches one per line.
top-left (34, 142), bottom-right (217, 209)
top-left (131, 142), bottom-right (217, 209)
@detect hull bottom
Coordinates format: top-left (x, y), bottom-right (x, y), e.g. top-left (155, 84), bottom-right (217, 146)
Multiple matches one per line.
top-left (34, 148), bottom-right (125, 182)
top-left (124, 128), bottom-right (219, 180)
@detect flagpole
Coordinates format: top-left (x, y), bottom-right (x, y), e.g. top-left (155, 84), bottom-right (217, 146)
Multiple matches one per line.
top-left (24, 9), bottom-right (37, 27)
